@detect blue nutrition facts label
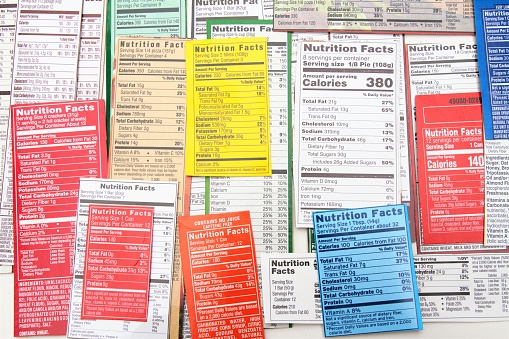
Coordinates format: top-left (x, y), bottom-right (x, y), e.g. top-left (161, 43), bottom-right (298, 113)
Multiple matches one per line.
top-left (313, 205), bottom-right (422, 337)
top-left (475, 0), bottom-right (509, 139)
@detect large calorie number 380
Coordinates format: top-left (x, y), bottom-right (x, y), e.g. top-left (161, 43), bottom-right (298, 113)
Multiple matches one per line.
top-left (366, 77), bottom-right (393, 88)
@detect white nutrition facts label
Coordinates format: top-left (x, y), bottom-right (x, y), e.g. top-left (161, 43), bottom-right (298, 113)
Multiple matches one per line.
top-left (294, 40), bottom-right (400, 228)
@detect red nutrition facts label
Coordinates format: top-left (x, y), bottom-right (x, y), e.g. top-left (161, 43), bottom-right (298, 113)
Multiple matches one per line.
top-left (416, 93), bottom-right (485, 245)
top-left (82, 204), bottom-right (154, 321)
top-left (12, 100), bottom-right (107, 336)
top-left (179, 211), bottom-right (264, 339)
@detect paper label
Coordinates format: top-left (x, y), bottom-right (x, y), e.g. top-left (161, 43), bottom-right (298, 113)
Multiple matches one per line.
top-left (0, 0), bottom-right (17, 266)
top-left (313, 205), bottom-right (422, 336)
top-left (416, 254), bottom-right (509, 321)
top-left (12, 100), bottom-right (107, 337)
top-left (192, 1), bottom-right (264, 39)
top-left (261, 252), bottom-right (321, 323)
top-left (205, 20), bottom-right (292, 248)
top-left (112, 0), bottom-right (185, 37)
top-left (471, 1), bottom-right (509, 246)
top-left (68, 178), bottom-right (177, 339)
top-left (484, 139), bottom-right (509, 246)
top-left (179, 211), bottom-right (265, 339)
top-left (416, 93), bottom-right (485, 245)
top-left (77, 0), bottom-right (106, 101)
top-left (330, 33), bottom-right (410, 202)
top-left (10, 0), bottom-right (82, 103)
top-left (273, 0), bottom-right (475, 32)
top-left (404, 36), bottom-right (506, 254)
top-left (474, 0), bottom-right (509, 140)
top-left (206, 19), bottom-right (293, 327)
top-left (1, 0), bottom-right (82, 270)
top-left (262, 0), bottom-right (273, 19)
top-left (82, 205), bottom-right (154, 321)
top-left (294, 40), bottom-right (400, 228)
top-left (185, 37), bottom-right (272, 177)
top-left (406, 35), bottom-right (480, 137)
top-left (107, 0), bottom-right (186, 80)
top-left (111, 37), bottom-right (187, 214)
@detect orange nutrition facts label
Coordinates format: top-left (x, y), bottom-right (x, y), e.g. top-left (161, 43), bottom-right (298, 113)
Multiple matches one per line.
top-left (179, 211), bottom-right (264, 339)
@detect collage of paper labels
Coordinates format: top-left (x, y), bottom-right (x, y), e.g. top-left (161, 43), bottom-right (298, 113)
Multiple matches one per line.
top-left (0, 0), bottom-right (509, 338)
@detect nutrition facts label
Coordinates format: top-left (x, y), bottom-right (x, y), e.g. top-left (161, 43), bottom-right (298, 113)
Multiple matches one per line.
top-left (294, 40), bottom-right (399, 228)
top-left (179, 211), bottom-right (265, 339)
top-left (82, 205), bottom-right (154, 321)
top-left (186, 37), bottom-right (271, 176)
top-left (313, 205), bottom-right (422, 336)
top-left (416, 93), bottom-right (485, 245)
top-left (77, 0), bottom-right (106, 101)
top-left (415, 254), bottom-right (509, 321)
top-left (274, 0), bottom-right (475, 33)
top-left (1, 0), bottom-right (83, 271)
top-left (12, 100), bottom-right (106, 337)
top-left (11, 0), bottom-right (82, 103)
top-left (475, 1), bottom-right (509, 140)
top-left (261, 252), bottom-right (321, 324)
top-left (330, 33), bottom-right (410, 205)
top-left (107, 2), bottom-right (187, 199)
top-left (68, 179), bottom-right (178, 339)
top-left (207, 19), bottom-right (292, 264)
top-left (111, 37), bottom-right (187, 214)
top-left (0, 0), bottom-right (17, 265)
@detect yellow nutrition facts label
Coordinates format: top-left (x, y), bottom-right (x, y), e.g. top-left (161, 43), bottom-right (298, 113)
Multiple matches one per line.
top-left (185, 37), bottom-right (271, 176)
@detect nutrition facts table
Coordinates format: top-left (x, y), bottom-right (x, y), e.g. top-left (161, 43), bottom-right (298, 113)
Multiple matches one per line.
top-left (186, 38), bottom-right (271, 176)
top-left (179, 211), bottom-right (264, 339)
top-left (294, 40), bottom-right (400, 227)
top-left (0, 0), bottom-right (17, 265)
top-left (475, 1), bottom-right (509, 139)
top-left (206, 19), bottom-right (292, 263)
top-left (313, 205), bottom-right (422, 336)
top-left (111, 37), bottom-right (187, 214)
top-left (12, 100), bottom-right (106, 337)
top-left (416, 254), bottom-right (509, 321)
top-left (82, 205), bottom-right (154, 321)
top-left (68, 179), bottom-right (177, 339)
top-left (274, 0), bottom-right (475, 32)
top-left (11, 0), bottom-right (82, 103)
top-left (416, 93), bottom-right (485, 245)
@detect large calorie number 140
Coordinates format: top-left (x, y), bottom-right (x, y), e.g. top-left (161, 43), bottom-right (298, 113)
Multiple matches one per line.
top-left (468, 155), bottom-right (484, 167)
